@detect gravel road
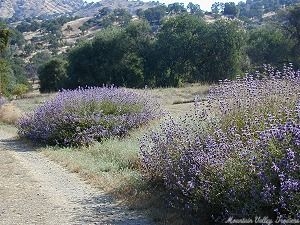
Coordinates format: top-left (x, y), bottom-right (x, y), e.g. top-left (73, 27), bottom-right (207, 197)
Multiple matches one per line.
top-left (0, 129), bottom-right (154, 225)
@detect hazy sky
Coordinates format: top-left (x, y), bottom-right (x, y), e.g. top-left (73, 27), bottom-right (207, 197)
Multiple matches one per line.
top-left (84, 0), bottom-right (244, 11)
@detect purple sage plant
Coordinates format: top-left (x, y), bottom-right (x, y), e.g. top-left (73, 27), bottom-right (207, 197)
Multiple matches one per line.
top-left (140, 65), bottom-right (300, 223)
top-left (18, 86), bottom-right (161, 146)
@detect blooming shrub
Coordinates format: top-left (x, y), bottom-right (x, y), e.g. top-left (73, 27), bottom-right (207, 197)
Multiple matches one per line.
top-left (140, 65), bottom-right (300, 223)
top-left (256, 122), bottom-right (300, 220)
top-left (18, 86), bottom-right (161, 146)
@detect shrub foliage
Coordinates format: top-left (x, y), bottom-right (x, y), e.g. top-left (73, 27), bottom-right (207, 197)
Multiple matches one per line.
top-left (18, 86), bottom-right (161, 146)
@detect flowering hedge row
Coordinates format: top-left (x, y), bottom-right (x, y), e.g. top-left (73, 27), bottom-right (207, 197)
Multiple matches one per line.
top-left (140, 65), bottom-right (300, 223)
top-left (18, 86), bottom-right (161, 146)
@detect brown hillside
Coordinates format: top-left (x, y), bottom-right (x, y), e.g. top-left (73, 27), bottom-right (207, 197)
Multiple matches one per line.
top-left (0, 0), bottom-right (84, 18)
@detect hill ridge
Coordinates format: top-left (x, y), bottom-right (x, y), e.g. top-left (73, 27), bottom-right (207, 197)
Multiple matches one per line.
top-left (0, 0), bottom-right (84, 19)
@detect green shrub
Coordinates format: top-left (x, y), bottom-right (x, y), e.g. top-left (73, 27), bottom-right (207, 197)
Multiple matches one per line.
top-left (12, 84), bottom-right (28, 98)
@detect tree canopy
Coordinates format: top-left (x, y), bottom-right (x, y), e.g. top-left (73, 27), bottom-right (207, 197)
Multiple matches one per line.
top-left (0, 24), bottom-right (28, 96)
top-left (0, 29), bottom-right (10, 52)
top-left (39, 58), bottom-right (68, 93)
top-left (66, 16), bottom-right (245, 88)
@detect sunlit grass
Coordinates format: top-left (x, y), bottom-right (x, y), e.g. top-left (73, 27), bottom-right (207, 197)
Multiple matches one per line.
top-left (13, 93), bottom-right (54, 113)
top-left (147, 83), bottom-right (209, 105)
top-left (43, 129), bottom-right (142, 175)
top-left (0, 123), bottom-right (18, 134)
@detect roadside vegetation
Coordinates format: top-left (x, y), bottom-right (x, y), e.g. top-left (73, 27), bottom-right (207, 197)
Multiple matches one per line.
top-left (0, 1), bottom-right (300, 224)
top-left (11, 66), bottom-right (300, 224)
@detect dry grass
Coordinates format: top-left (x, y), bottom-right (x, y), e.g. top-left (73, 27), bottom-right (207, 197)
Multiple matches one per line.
top-left (61, 17), bottom-right (93, 44)
top-left (0, 103), bottom-right (23, 124)
top-left (0, 123), bottom-right (18, 134)
top-left (13, 93), bottom-right (55, 113)
top-left (40, 128), bottom-right (165, 219)
top-left (148, 83), bottom-right (210, 105)
top-left (145, 83), bottom-right (210, 115)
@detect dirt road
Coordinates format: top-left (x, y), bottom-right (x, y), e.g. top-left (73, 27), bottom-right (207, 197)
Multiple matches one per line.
top-left (0, 129), bottom-right (153, 225)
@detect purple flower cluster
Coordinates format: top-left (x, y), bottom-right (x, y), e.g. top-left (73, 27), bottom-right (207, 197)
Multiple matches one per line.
top-left (18, 86), bottom-right (161, 146)
top-left (140, 65), bottom-right (300, 223)
top-left (255, 121), bottom-right (300, 220)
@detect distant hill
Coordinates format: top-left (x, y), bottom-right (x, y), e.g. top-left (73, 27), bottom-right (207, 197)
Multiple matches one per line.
top-left (0, 0), bottom-right (158, 20)
top-left (74, 0), bottom-right (158, 17)
top-left (0, 0), bottom-right (84, 19)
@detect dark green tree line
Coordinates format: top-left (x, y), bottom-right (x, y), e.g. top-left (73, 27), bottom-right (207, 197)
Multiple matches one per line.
top-left (62, 16), bottom-right (244, 90)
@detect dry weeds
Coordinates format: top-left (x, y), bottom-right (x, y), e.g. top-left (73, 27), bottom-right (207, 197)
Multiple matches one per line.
top-left (0, 103), bottom-right (22, 124)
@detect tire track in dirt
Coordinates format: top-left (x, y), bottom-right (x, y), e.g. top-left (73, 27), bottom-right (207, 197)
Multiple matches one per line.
top-left (0, 129), bottom-right (154, 225)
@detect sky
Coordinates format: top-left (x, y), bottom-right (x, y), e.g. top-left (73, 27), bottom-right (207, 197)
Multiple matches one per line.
top-left (84, 0), bottom-right (244, 12)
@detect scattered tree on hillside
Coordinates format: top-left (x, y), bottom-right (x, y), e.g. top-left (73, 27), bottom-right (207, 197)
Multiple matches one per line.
top-left (155, 14), bottom-right (206, 86)
top-left (155, 15), bottom-right (245, 85)
top-left (112, 9), bottom-right (132, 27)
top-left (223, 2), bottom-right (238, 17)
top-left (187, 2), bottom-right (201, 14)
top-left (16, 20), bottom-right (40, 33)
top-left (64, 25), bottom-right (73, 33)
top-left (80, 8), bottom-right (132, 32)
top-left (286, 5), bottom-right (300, 65)
top-left (0, 29), bottom-right (10, 52)
top-left (270, 4), bottom-right (300, 66)
top-left (211, 2), bottom-right (225, 15)
top-left (12, 83), bottom-right (28, 98)
top-left (187, 2), bottom-right (204, 17)
top-left (138, 5), bottom-right (167, 26)
top-left (0, 59), bottom-right (16, 95)
top-left (23, 43), bottom-right (35, 56)
top-left (9, 29), bottom-right (25, 48)
top-left (10, 58), bottom-right (28, 84)
top-left (0, 24), bottom-right (29, 96)
top-left (97, 7), bottom-right (112, 17)
top-left (167, 2), bottom-right (187, 14)
top-left (66, 16), bottom-right (244, 88)
top-left (10, 1), bottom-right (300, 91)
top-left (26, 51), bottom-right (52, 83)
top-left (79, 24), bottom-right (89, 35)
